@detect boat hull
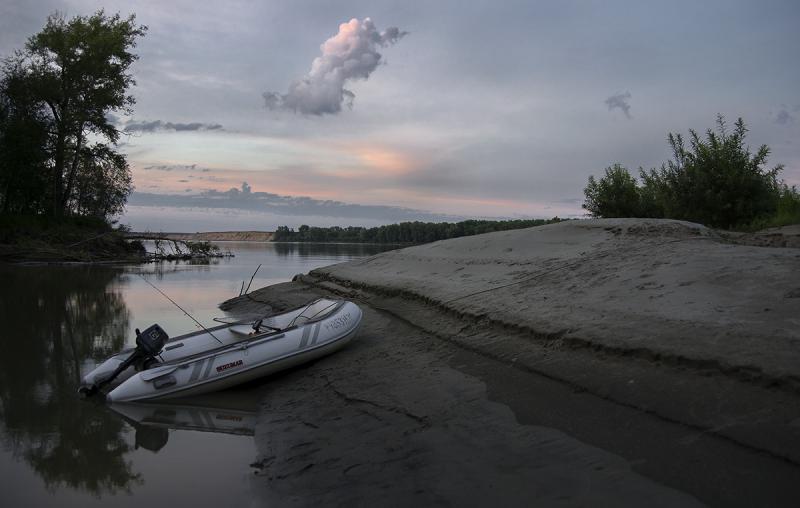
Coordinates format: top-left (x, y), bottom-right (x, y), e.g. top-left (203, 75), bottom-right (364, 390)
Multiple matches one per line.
top-left (86, 299), bottom-right (362, 402)
top-left (109, 327), bottom-right (359, 402)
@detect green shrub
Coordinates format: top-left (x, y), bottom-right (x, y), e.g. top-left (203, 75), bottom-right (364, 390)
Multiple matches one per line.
top-left (582, 164), bottom-right (643, 218)
top-left (744, 185), bottom-right (800, 230)
top-left (582, 115), bottom-right (793, 230)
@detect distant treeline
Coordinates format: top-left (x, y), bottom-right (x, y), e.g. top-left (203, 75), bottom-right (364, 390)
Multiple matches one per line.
top-left (272, 218), bottom-right (566, 244)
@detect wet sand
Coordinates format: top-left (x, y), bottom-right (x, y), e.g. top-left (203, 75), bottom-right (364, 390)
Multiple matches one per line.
top-left (221, 219), bottom-right (800, 506)
top-left (224, 282), bottom-right (800, 507)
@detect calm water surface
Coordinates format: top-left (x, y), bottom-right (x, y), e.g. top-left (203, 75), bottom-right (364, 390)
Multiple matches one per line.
top-left (0, 242), bottom-right (395, 507)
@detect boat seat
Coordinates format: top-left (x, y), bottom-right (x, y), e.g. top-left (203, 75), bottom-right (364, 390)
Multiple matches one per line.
top-left (230, 325), bottom-right (255, 337)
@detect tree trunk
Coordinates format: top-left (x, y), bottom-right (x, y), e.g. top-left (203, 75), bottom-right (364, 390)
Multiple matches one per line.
top-left (52, 131), bottom-right (66, 217)
top-left (62, 124), bottom-right (84, 214)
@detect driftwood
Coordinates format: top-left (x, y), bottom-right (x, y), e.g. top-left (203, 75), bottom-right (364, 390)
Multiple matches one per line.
top-left (129, 235), bottom-right (233, 261)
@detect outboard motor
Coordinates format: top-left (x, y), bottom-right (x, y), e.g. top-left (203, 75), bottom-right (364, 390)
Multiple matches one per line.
top-left (79, 324), bottom-right (168, 396)
top-left (135, 324), bottom-right (169, 359)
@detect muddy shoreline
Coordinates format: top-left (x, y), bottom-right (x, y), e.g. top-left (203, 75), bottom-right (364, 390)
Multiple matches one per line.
top-left (222, 278), bottom-right (800, 506)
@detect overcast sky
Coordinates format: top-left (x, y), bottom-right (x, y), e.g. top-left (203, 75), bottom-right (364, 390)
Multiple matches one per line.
top-left (2, 0), bottom-right (798, 229)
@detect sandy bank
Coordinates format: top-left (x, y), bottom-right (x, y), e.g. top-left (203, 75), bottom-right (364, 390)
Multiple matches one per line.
top-left (221, 218), bottom-right (800, 500)
top-left (303, 218), bottom-right (799, 388)
top-left (224, 218), bottom-right (800, 470)
top-left (221, 280), bottom-right (800, 506)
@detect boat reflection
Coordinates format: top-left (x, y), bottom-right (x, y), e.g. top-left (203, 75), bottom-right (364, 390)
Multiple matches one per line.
top-left (107, 388), bottom-right (262, 452)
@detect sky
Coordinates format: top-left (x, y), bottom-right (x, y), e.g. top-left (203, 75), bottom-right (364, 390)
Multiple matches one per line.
top-left (2, 0), bottom-right (799, 230)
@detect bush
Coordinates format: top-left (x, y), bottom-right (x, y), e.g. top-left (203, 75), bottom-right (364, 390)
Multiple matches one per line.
top-left (744, 185), bottom-right (800, 230)
top-left (582, 164), bottom-right (643, 218)
top-left (582, 115), bottom-right (792, 229)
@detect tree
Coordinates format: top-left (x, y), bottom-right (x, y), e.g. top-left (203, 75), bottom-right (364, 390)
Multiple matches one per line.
top-left (643, 115), bottom-right (783, 228)
top-left (71, 143), bottom-right (132, 217)
top-left (0, 66), bottom-right (50, 214)
top-left (582, 163), bottom-right (642, 218)
top-left (1, 10), bottom-right (146, 217)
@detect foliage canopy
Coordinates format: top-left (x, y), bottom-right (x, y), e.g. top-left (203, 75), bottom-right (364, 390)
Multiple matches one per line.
top-left (582, 164), bottom-right (642, 218)
top-left (0, 10), bottom-right (146, 219)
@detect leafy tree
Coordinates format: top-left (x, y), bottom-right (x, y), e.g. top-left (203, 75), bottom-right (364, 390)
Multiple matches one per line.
top-left (0, 10), bottom-right (146, 217)
top-left (643, 115), bottom-right (783, 228)
top-left (0, 62), bottom-right (50, 214)
top-left (71, 143), bottom-right (132, 217)
top-left (582, 163), bottom-right (642, 218)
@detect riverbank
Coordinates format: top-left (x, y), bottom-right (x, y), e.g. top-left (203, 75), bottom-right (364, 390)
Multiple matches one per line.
top-left (0, 215), bottom-right (145, 263)
top-left (221, 218), bottom-right (800, 505)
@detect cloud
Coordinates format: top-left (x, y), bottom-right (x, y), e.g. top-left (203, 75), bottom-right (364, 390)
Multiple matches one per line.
top-left (128, 182), bottom-right (458, 222)
top-left (774, 105), bottom-right (796, 125)
top-left (605, 91), bottom-right (632, 119)
top-left (142, 164), bottom-right (208, 172)
top-left (263, 18), bottom-right (407, 115)
top-left (124, 120), bottom-right (224, 133)
top-left (775, 110), bottom-right (793, 125)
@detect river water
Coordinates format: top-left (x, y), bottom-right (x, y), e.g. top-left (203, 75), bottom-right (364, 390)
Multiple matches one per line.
top-left (0, 242), bottom-right (395, 507)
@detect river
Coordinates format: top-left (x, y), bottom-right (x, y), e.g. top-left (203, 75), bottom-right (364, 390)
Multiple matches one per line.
top-left (0, 242), bottom-right (395, 507)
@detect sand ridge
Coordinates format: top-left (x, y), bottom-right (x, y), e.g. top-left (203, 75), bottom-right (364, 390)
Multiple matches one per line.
top-left (306, 219), bottom-right (800, 387)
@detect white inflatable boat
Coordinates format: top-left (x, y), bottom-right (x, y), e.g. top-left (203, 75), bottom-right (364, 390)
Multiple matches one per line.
top-left (80, 298), bottom-right (362, 402)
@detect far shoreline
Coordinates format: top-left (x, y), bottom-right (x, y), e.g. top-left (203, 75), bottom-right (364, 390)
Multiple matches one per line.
top-left (129, 231), bottom-right (411, 246)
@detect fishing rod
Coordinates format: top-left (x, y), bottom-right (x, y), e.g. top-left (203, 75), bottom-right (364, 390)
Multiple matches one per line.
top-left (137, 272), bottom-right (223, 345)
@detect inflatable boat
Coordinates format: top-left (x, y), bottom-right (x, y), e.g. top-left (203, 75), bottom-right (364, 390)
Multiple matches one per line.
top-left (79, 298), bottom-right (362, 402)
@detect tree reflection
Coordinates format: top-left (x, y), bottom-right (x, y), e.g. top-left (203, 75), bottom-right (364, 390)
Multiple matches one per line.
top-left (0, 264), bottom-right (142, 495)
top-left (133, 257), bottom-right (220, 282)
top-left (271, 242), bottom-right (394, 258)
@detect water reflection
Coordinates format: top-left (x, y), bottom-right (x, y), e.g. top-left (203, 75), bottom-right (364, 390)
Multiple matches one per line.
top-left (271, 241), bottom-right (399, 258)
top-left (0, 264), bottom-right (139, 495)
top-left (0, 243), bottom-right (392, 504)
top-left (109, 390), bottom-right (260, 443)
top-left (0, 264), bottom-right (262, 499)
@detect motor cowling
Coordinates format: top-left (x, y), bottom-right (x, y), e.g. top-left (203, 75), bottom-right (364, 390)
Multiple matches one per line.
top-left (136, 324), bottom-right (169, 357)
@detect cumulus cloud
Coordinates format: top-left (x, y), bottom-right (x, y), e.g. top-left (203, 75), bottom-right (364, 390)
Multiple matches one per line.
top-left (264, 18), bottom-right (407, 115)
top-left (124, 120), bottom-right (224, 133)
top-left (605, 91), bottom-right (632, 119)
